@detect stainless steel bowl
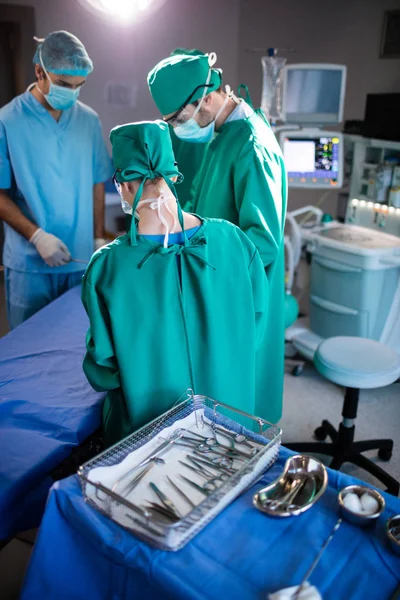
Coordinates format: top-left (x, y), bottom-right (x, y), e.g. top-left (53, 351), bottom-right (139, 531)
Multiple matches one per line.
top-left (338, 485), bottom-right (385, 527)
top-left (386, 514), bottom-right (400, 556)
top-left (253, 454), bottom-right (328, 517)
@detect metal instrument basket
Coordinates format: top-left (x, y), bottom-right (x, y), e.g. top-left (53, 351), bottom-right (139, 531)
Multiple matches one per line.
top-left (79, 394), bottom-right (281, 551)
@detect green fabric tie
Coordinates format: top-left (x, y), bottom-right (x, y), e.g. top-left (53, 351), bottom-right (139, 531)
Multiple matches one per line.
top-left (238, 83), bottom-right (269, 125)
top-left (137, 236), bottom-right (215, 270)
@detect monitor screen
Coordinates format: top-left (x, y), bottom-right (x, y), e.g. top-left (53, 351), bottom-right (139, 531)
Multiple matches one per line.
top-left (284, 66), bottom-right (346, 125)
top-left (283, 135), bottom-right (342, 188)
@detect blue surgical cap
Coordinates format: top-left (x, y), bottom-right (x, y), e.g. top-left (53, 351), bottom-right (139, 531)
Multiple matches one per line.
top-left (33, 31), bottom-right (93, 77)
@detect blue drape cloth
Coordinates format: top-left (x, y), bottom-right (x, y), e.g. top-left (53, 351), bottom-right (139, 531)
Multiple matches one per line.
top-left (0, 285), bottom-right (104, 540)
top-left (21, 447), bottom-right (400, 600)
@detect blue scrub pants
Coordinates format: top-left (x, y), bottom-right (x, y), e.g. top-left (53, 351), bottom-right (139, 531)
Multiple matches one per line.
top-left (4, 268), bottom-right (84, 329)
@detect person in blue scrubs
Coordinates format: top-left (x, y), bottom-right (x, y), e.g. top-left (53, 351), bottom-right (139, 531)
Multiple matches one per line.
top-left (0, 30), bottom-right (113, 328)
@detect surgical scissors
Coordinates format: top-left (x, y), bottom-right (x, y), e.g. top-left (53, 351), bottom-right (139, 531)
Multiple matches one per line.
top-left (183, 429), bottom-right (227, 448)
top-left (202, 418), bottom-right (263, 453)
top-left (184, 429), bottom-right (256, 459)
top-left (168, 429), bottom-right (250, 460)
top-left (212, 425), bottom-right (262, 455)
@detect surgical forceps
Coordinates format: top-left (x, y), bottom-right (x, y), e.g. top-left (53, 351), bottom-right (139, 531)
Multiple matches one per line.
top-left (179, 474), bottom-right (214, 496)
top-left (178, 460), bottom-right (229, 490)
top-left (112, 432), bottom-right (181, 493)
top-left (186, 454), bottom-right (235, 476)
top-left (145, 502), bottom-right (181, 523)
top-left (122, 459), bottom-right (164, 497)
top-left (172, 437), bottom-right (249, 461)
top-left (192, 451), bottom-right (235, 469)
top-left (166, 476), bottom-right (197, 509)
top-left (149, 482), bottom-right (182, 519)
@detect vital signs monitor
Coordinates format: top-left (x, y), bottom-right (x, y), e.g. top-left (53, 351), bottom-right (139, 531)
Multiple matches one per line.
top-left (280, 130), bottom-right (344, 188)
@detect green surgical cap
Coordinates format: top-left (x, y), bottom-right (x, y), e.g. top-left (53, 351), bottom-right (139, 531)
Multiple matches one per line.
top-left (147, 53), bottom-right (222, 116)
top-left (33, 31), bottom-right (93, 77)
top-left (170, 47), bottom-right (204, 57)
top-left (110, 120), bottom-right (183, 185)
top-left (110, 120), bottom-right (184, 245)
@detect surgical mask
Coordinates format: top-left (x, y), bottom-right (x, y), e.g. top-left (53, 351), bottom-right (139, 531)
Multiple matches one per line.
top-left (113, 175), bottom-right (133, 215)
top-left (36, 49), bottom-right (80, 111)
top-left (136, 194), bottom-right (177, 248)
top-left (121, 197), bottom-right (133, 215)
top-left (174, 89), bottom-right (232, 144)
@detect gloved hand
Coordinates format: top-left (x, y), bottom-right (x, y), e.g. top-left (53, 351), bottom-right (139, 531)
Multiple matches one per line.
top-left (30, 228), bottom-right (71, 267)
top-left (94, 238), bottom-right (107, 251)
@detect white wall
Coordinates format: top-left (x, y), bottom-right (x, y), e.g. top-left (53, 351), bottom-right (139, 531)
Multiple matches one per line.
top-left (5, 0), bottom-right (400, 215)
top-left (239, 0), bottom-right (400, 212)
top-left (4, 0), bottom-right (241, 144)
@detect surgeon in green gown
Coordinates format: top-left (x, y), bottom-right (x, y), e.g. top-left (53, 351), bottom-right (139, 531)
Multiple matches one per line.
top-left (81, 120), bottom-right (268, 446)
top-left (147, 52), bottom-right (287, 424)
top-left (168, 48), bottom-right (208, 208)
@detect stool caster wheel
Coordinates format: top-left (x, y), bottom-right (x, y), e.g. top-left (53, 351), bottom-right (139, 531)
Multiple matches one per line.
top-left (378, 448), bottom-right (392, 461)
top-left (291, 365), bottom-right (303, 377)
top-left (314, 426), bottom-right (328, 441)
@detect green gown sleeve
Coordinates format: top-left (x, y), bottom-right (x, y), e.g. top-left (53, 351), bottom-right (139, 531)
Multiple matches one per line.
top-left (248, 248), bottom-right (269, 349)
top-left (234, 141), bottom-right (286, 271)
top-left (81, 280), bottom-right (121, 392)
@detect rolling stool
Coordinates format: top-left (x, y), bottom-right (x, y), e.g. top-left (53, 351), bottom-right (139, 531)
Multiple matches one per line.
top-left (286, 337), bottom-right (400, 496)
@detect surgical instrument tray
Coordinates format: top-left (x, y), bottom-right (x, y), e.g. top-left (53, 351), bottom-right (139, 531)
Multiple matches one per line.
top-left (79, 393), bottom-right (281, 550)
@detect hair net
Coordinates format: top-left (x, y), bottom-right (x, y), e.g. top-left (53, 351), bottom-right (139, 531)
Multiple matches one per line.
top-left (33, 31), bottom-right (93, 77)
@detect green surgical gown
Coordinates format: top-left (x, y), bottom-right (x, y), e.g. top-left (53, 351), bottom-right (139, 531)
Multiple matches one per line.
top-left (169, 125), bottom-right (207, 209)
top-left (82, 219), bottom-right (267, 446)
top-left (190, 111), bottom-right (287, 424)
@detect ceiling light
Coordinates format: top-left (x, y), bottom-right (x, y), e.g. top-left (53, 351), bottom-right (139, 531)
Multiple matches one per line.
top-left (77, 0), bottom-right (164, 23)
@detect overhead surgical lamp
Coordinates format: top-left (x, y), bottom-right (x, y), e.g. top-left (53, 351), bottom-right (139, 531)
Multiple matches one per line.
top-left (77, 0), bottom-right (166, 23)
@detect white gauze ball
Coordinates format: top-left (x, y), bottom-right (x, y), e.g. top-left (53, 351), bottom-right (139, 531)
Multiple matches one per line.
top-left (343, 492), bottom-right (363, 513)
top-left (360, 492), bottom-right (379, 515)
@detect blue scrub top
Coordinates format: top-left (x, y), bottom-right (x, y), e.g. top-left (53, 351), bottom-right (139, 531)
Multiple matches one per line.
top-left (0, 90), bottom-right (114, 273)
top-left (143, 226), bottom-right (200, 244)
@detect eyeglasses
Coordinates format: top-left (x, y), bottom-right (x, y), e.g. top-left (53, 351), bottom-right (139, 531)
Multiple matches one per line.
top-left (112, 171), bottom-right (122, 195)
top-left (164, 83), bottom-right (213, 126)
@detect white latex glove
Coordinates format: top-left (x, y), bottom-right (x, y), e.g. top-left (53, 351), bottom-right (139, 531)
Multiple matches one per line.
top-left (269, 582), bottom-right (322, 600)
top-left (30, 228), bottom-right (71, 267)
top-left (94, 238), bottom-right (107, 251)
